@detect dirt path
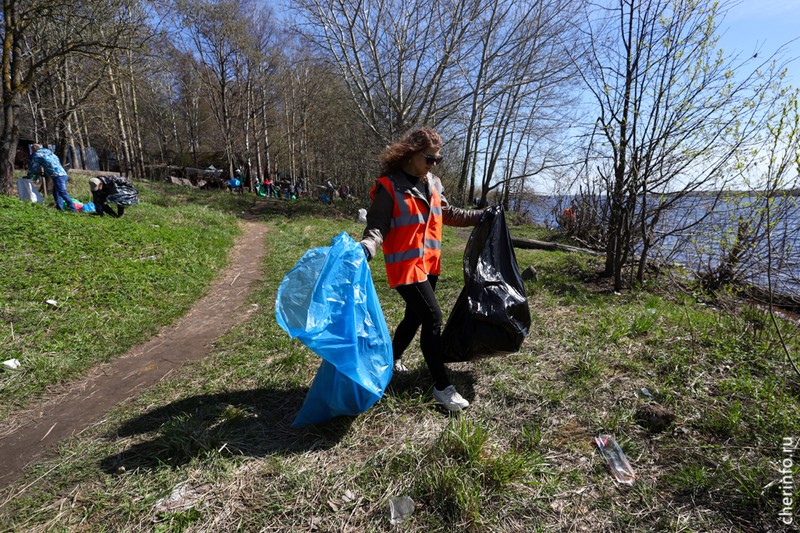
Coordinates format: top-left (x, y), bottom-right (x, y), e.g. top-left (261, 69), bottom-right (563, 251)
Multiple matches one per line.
top-left (0, 218), bottom-right (269, 490)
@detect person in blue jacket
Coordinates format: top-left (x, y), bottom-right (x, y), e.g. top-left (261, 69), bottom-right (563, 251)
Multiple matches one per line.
top-left (227, 170), bottom-right (243, 194)
top-left (27, 144), bottom-right (78, 212)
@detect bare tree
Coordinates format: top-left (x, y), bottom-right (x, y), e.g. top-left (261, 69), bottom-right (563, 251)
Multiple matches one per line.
top-left (1, 0), bottom-right (146, 194)
top-left (170, 50), bottom-right (208, 167)
top-left (683, 91), bottom-right (800, 298)
top-left (265, 36), bottom-right (382, 198)
top-left (171, 0), bottom-right (258, 180)
top-left (290, 0), bottom-right (584, 207)
top-left (290, 0), bottom-right (489, 140)
top-left (243, 3), bottom-right (277, 189)
top-left (455, 0), bottom-right (583, 205)
top-left (572, 0), bottom-right (788, 290)
top-left (135, 44), bottom-right (184, 166)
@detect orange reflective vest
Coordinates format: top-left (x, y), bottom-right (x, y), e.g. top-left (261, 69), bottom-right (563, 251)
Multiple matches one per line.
top-left (370, 174), bottom-right (443, 288)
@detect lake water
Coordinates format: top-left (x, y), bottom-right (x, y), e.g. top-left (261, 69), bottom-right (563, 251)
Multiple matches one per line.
top-left (514, 194), bottom-right (800, 295)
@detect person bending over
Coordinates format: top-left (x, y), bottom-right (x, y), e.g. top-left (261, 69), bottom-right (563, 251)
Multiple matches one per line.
top-left (89, 176), bottom-right (138, 218)
top-left (27, 144), bottom-right (78, 212)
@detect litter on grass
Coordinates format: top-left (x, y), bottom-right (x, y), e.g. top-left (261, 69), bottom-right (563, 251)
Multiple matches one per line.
top-left (2, 359), bottom-right (21, 370)
top-left (388, 496), bottom-right (415, 524)
top-left (595, 434), bottom-right (636, 485)
top-left (153, 482), bottom-right (213, 514)
top-left (635, 386), bottom-right (656, 400)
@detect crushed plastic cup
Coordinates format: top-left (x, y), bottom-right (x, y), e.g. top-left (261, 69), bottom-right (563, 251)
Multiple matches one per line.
top-left (153, 482), bottom-right (211, 513)
top-left (388, 496), bottom-right (415, 524)
top-left (595, 434), bottom-right (636, 485)
top-left (2, 359), bottom-right (21, 370)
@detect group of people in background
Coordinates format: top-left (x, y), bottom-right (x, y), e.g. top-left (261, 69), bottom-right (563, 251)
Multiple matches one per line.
top-left (220, 166), bottom-right (356, 205)
top-left (19, 143), bottom-right (360, 222)
top-left (321, 180), bottom-right (350, 205)
top-left (20, 143), bottom-right (138, 217)
top-left (256, 179), bottom-right (301, 199)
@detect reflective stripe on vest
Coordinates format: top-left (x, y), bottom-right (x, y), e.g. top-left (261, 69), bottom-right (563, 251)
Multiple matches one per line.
top-left (372, 175), bottom-right (443, 288)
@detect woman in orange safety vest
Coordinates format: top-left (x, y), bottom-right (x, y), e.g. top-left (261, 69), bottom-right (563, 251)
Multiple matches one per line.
top-left (360, 127), bottom-right (484, 412)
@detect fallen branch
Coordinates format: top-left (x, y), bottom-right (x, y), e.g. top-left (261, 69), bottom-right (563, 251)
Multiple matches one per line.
top-left (67, 169), bottom-right (128, 177)
top-left (745, 286), bottom-right (800, 314)
top-left (511, 236), bottom-right (605, 256)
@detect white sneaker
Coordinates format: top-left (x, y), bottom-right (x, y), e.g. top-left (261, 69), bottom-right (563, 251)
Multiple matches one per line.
top-left (393, 360), bottom-right (411, 376)
top-left (433, 385), bottom-right (469, 411)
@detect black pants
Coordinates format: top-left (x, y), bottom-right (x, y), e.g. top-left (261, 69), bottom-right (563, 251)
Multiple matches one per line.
top-left (393, 275), bottom-right (449, 390)
top-left (99, 202), bottom-right (124, 217)
top-left (93, 191), bottom-right (124, 218)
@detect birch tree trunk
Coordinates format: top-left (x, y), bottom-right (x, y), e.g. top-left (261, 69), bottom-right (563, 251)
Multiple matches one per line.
top-left (108, 62), bottom-right (133, 177)
top-left (128, 50), bottom-right (146, 180)
top-left (245, 75), bottom-right (254, 191)
top-left (261, 85), bottom-right (272, 183)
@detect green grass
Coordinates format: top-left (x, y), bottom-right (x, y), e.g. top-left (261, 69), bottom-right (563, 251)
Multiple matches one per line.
top-left (0, 180), bottom-right (250, 415)
top-left (0, 187), bottom-right (799, 532)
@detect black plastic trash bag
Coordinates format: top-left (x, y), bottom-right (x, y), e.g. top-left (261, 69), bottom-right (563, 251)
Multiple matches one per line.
top-left (106, 185), bottom-right (139, 206)
top-left (441, 205), bottom-right (531, 362)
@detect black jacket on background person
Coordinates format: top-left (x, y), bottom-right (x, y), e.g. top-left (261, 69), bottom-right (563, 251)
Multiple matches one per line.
top-left (90, 176), bottom-right (138, 218)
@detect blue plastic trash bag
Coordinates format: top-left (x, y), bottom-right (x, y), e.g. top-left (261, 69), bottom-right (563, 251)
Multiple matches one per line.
top-left (276, 232), bottom-right (392, 426)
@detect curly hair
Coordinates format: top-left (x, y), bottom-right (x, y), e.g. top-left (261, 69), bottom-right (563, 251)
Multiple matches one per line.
top-left (379, 126), bottom-right (442, 175)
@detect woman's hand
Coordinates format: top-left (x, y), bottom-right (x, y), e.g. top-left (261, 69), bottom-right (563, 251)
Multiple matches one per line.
top-left (360, 242), bottom-right (372, 261)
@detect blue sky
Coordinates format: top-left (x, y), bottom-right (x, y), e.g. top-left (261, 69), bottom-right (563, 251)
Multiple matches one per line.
top-left (717, 1), bottom-right (800, 87)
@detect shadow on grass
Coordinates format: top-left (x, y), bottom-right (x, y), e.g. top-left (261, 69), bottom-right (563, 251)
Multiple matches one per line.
top-left (100, 385), bottom-right (353, 473)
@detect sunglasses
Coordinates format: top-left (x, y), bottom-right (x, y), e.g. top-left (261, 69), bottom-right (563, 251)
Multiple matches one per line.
top-left (422, 153), bottom-right (443, 165)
